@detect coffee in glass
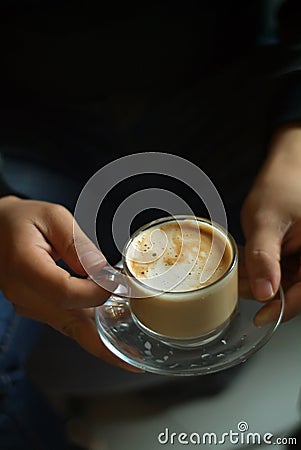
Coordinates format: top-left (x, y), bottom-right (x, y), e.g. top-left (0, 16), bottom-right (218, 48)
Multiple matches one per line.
top-left (122, 216), bottom-right (238, 344)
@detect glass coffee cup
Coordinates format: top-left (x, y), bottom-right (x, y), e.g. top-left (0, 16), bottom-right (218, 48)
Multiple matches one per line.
top-left (94, 215), bottom-right (238, 347)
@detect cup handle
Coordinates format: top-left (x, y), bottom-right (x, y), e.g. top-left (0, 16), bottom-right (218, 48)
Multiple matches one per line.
top-left (88, 264), bottom-right (130, 298)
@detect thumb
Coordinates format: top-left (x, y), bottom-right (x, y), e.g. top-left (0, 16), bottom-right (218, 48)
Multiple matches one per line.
top-left (243, 212), bottom-right (285, 301)
top-left (41, 204), bottom-right (107, 276)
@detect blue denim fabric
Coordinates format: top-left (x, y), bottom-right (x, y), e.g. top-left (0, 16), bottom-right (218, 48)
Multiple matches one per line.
top-left (0, 294), bottom-right (68, 449)
top-left (0, 379), bottom-right (68, 450)
top-left (0, 295), bottom-right (41, 391)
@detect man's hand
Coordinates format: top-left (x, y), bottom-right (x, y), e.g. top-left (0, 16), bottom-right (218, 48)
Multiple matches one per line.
top-left (241, 125), bottom-right (301, 325)
top-left (0, 195), bottom-right (140, 371)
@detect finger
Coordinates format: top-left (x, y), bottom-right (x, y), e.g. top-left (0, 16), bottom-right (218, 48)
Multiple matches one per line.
top-left (14, 303), bottom-right (142, 372)
top-left (280, 254), bottom-right (301, 291)
top-left (36, 205), bottom-right (107, 276)
top-left (20, 244), bottom-right (117, 308)
top-left (58, 310), bottom-right (142, 372)
top-left (253, 299), bottom-right (283, 327)
top-left (243, 211), bottom-right (287, 301)
top-left (280, 282), bottom-right (301, 322)
top-left (254, 280), bottom-right (301, 325)
top-left (282, 221), bottom-right (301, 256)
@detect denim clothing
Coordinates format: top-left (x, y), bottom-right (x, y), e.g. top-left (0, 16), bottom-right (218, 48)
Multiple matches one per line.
top-left (0, 294), bottom-right (68, 450)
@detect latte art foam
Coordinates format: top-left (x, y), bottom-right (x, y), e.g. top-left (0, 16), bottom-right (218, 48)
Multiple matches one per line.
top-left (126, 219), bottom-right (232, 292)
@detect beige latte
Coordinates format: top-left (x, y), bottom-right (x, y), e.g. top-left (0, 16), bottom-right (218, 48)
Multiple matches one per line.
top-left (124, 217), bottom-right (238, 340)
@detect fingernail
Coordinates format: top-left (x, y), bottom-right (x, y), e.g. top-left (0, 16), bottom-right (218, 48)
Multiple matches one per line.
top-left (253, 278), bottom-right (274, 300)
top-left (81, 251), bottom-right (106, 269)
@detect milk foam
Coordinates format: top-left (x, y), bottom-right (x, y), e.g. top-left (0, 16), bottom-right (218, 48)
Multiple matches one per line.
top-left (126, 219), bottom-right (232, 292)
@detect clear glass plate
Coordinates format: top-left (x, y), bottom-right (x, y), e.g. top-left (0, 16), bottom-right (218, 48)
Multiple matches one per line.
top-left (95, 286), bottom-right (284, 376)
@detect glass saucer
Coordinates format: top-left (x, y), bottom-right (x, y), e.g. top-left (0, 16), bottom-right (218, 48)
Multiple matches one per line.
top-left (94, 287), bottom-right (284, 376)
